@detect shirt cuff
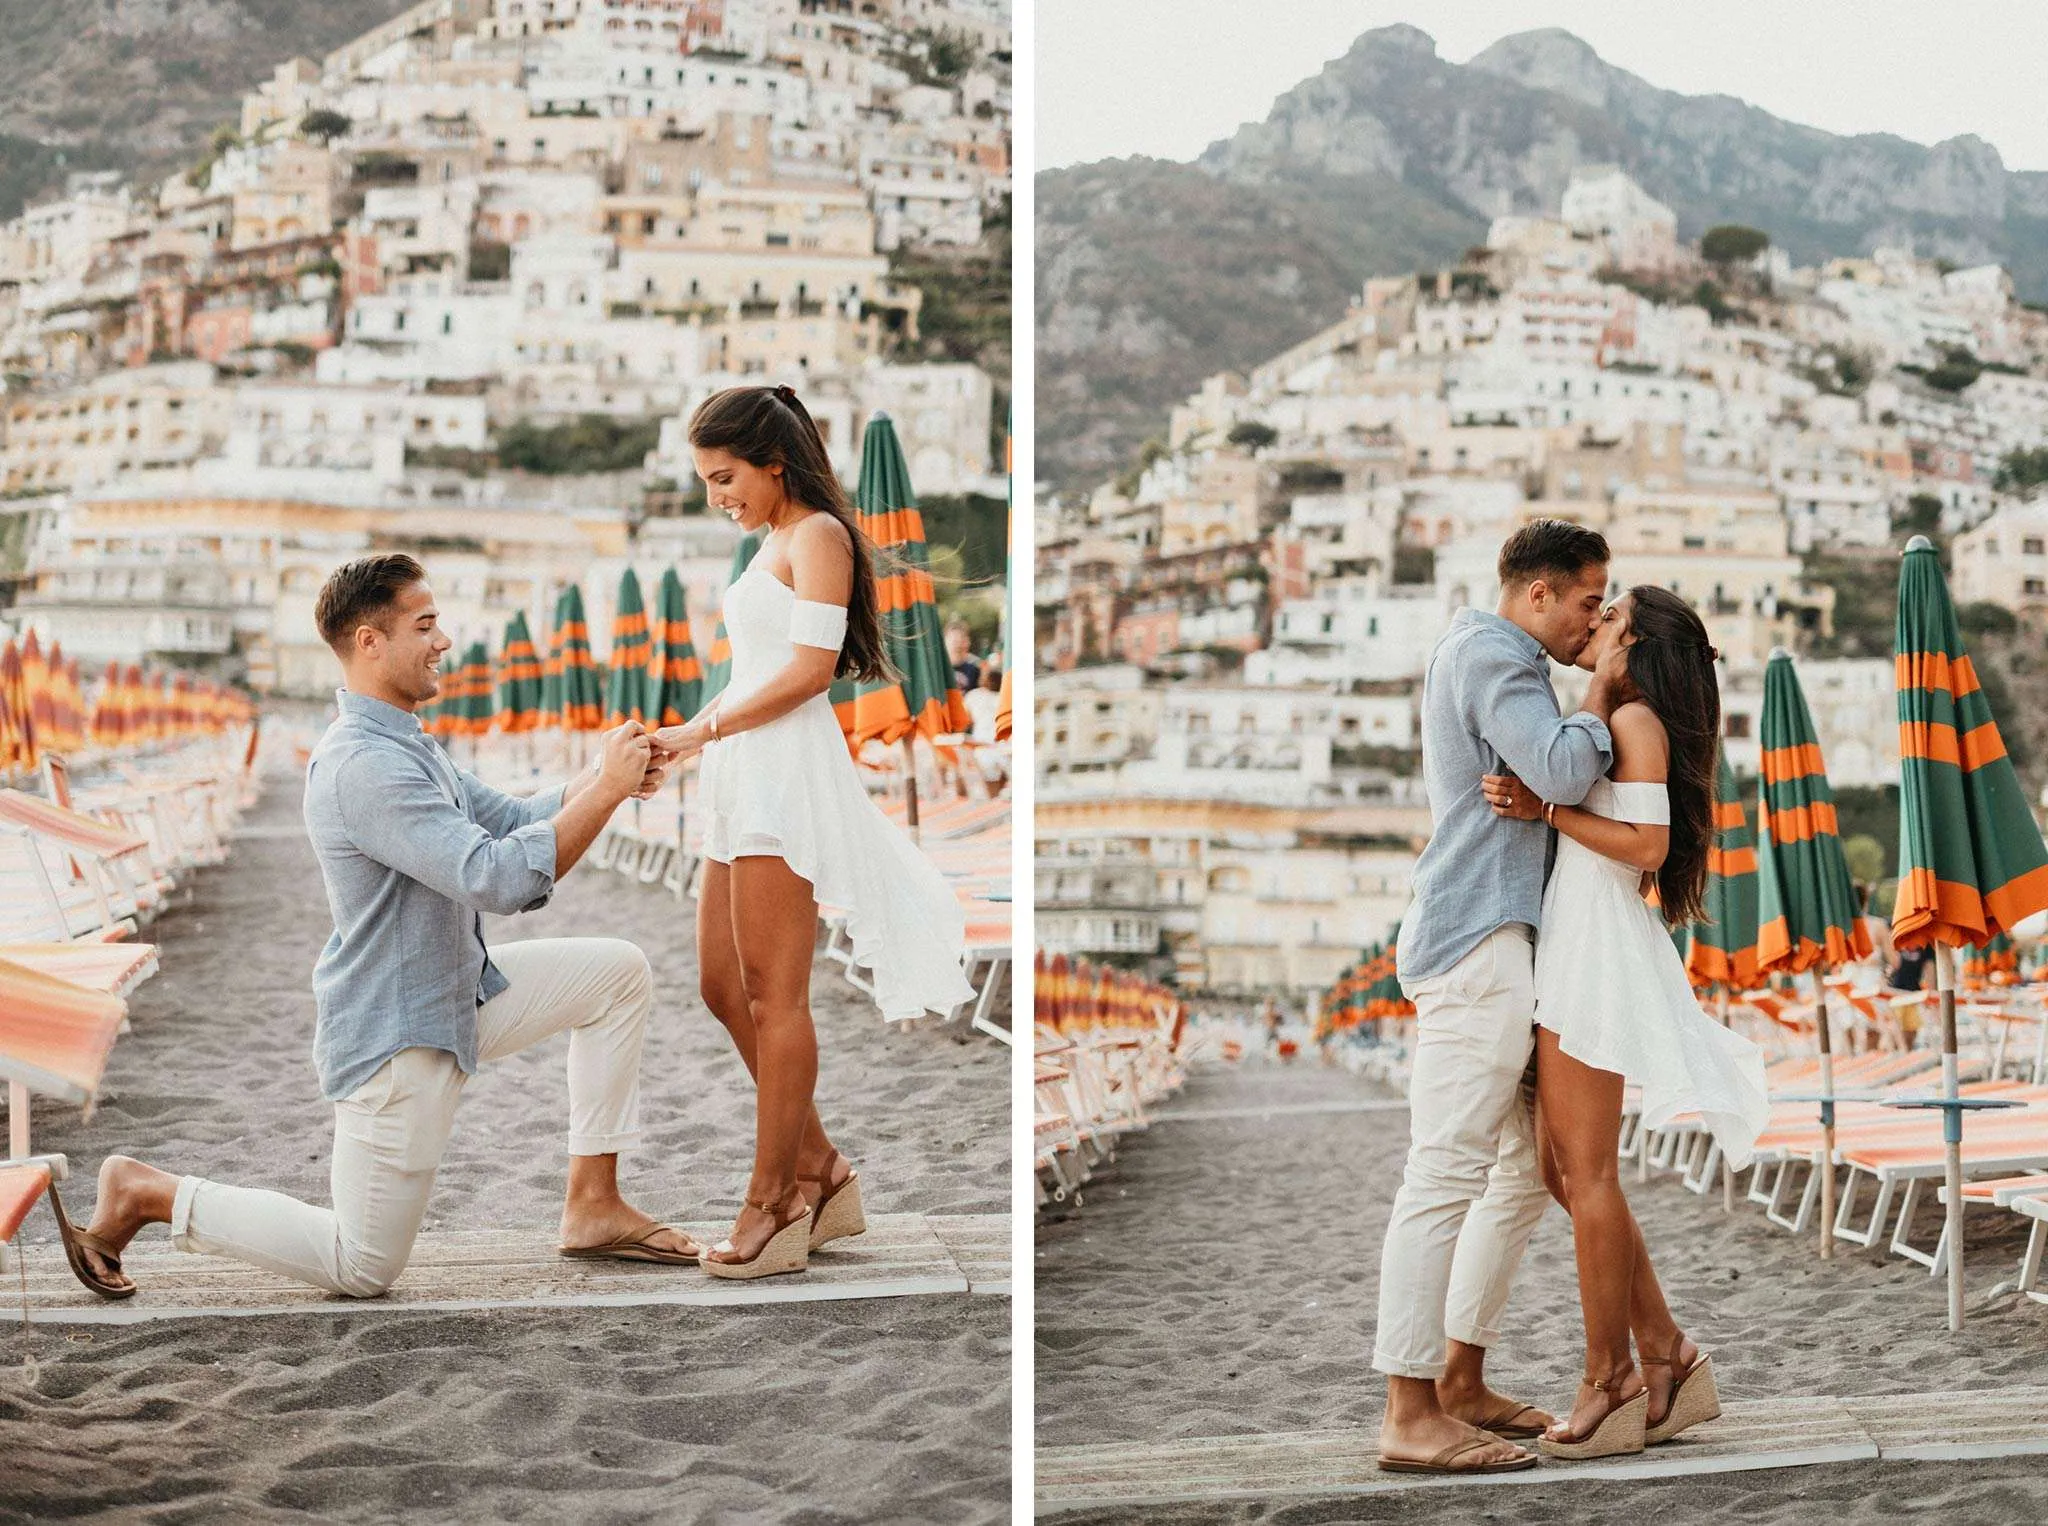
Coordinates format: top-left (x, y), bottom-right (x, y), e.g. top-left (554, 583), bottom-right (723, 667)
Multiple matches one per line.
top-left (1562, 710), bottom-right (1615, 756)
top-left (511, 820), bottom-right (558, 911)
top-left (524, 782), bottom-right (568, 824)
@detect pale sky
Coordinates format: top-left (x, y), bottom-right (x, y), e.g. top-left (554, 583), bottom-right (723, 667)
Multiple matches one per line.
top-left (1037, 2), bottom-right (2048, 173)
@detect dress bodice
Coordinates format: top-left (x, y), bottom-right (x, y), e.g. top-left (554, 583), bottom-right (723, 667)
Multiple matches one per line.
top-left (720, 563), bottom-right (845, 701)
top-left (1557, 778), bottom-right (1671, 887)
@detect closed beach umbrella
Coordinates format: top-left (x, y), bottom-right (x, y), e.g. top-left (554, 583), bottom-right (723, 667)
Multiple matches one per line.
top-left (1892, 532), bottom-right (2048, 1329)
top-left (851, 413), bottom-right (971, 747)
top-left (0, 640), bottom-right (36, 773)
top-left (461, 641), bottom-right (495, 737)
top-left (1756, 647), bottom-right (1873, 1259)
top-left (539, 592), bottom-right (567, 731)
top-left (1688, 750), bottom-right (1763, 991)
top-left (647, 567), bottom-right (703, 727)
top-left (496, 610), bottom-right (544, 734)
top-left (87, 662), bottom-right (122, 750)
top-left (555, 584), bottom-right (605, 733)
top-left (605, 567), bottom-right (653, 728)
top-left (21, 631), bottom-right (55, 749)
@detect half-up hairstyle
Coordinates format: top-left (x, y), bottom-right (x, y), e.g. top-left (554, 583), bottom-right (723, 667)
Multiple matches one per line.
top-left (688, 385), bottom-right (891, 683)
top-left (1622, 585), bottom-right (1721, 927)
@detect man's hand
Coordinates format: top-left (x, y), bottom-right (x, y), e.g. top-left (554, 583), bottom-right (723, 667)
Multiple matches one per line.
top-left (1482, 772), bottom-right (1545, 821)
top-left (597, 721), bottom-right (653, 801)
top-left (630, 758), bottom-right (670, 800)
top-left (1582, 638), bottom-right (1634, 720)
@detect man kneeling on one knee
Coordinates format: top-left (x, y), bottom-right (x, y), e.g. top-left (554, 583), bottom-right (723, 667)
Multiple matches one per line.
top-left (55, 553), bottom-right (698, 1301)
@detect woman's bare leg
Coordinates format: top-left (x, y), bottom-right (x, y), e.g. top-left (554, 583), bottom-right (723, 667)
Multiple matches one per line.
top-left (1534, 1028), bottom-right (1646, 1440)
top-left (704, 854), bottom-right (822, 1260)
top-left (697, 859), bottom-right (846, 1212)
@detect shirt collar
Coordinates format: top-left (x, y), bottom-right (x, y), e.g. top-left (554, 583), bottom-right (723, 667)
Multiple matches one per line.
top-left (337, 687), bottom-right (426, 738)
top-left (1455, 608), bottom-right (1546, 664)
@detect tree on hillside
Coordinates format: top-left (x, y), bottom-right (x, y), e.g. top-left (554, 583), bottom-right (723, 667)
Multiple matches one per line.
top-left (1995, 446), bottom-right (2048, 495)
top-left (302, 109), bottom-right (352, 143)
top-left (1226, 420), bottom-right (1277, 452)
top-left (1701, 225), bottom-right (1770, 265)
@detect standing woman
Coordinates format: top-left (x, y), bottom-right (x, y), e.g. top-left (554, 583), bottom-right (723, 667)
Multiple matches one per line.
top-left (652, 385), bottom-right (975, 1279)
top-left (1482, 587), bottom-right (1769, 1457)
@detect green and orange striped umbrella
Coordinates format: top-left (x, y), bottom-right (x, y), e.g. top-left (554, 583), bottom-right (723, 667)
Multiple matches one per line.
top-left (539, 592), bottom-right (567, 731)
top-left (1755, 646), bottom-right (1872, 1259)
top-left (604, 567), bottom-right (652, 728)
top-left (495, 610), bottom-right (544, 733)
top-left (1891, 532), bottom-right (2048, 1329)
top-left (699, 533), bottom-right (761, 708)
top-left (459, 640), bottom-right (495, 736)
top-left (1962, 930), bottom-right (2018, 985)
top-left (647, 567), bottom-right (703, 727)
top-left (554, 584), bottom-right (605, 733)
top-left (1687, 750), bottom-right (1763, 991)
top-left (849, 413), bottom-right (972, 746)
top-left (1892, 535), bottom-right (2048, 949)
top-left (1756, 650), bottom-right (1873, 975)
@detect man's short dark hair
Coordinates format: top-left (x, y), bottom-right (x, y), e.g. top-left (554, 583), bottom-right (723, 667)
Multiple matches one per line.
top-left (1498, 519), bottom-right (1609, 592)
top-left (315, 553), bottom-right (427, 658)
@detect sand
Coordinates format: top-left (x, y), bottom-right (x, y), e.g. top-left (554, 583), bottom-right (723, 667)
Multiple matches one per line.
top-left (1034, 1053), bottom-right (2048, 1523)
top-left (0, 762), bottom-right (1010, 1523)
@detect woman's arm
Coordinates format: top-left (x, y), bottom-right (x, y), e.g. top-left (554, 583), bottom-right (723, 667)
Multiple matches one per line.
top-left (651, 514), bottom-right (853, 759)
top-left (1484, 702), bottom-right (1671, 873)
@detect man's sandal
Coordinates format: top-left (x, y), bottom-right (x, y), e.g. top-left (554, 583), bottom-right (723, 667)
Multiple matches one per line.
top-left (1378, 1436), bottom-right (1538, 1475)
top-left (48, 1183), bottom-right (138, 1300)
top-left (1475, 1399), bottom-right (1550, 1440)
top-left (559, 1223), bottom-right (702, 1265)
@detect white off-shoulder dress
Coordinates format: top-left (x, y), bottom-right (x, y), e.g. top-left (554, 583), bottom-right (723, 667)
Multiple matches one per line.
top-left (697, 561), bottom-right (976, 1021)
top-left (1533, 778), bottom-right (1770, 1168)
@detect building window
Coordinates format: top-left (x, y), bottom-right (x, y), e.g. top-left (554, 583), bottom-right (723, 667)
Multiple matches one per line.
top-left (1726, 713), bottom-right (1751, 739)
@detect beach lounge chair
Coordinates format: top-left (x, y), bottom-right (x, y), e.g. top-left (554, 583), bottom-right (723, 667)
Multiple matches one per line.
top-left (0, 954), bottom-right (126, 1158)
top-left (0, 1158), bottom-right (61, 1275)
top-left (0, 791), bottom-right (159, 942)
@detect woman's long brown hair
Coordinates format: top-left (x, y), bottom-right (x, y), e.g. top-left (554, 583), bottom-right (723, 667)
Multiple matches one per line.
top-left (1622, 585), bottom-right (1721, 928)
top-left (688, 385), bottom-right (891, 683)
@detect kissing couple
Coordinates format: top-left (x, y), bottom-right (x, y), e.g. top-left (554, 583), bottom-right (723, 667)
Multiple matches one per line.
top-left (51, 384), bottom-right (975, 1299)
top-left (1373, 520), bottom-right (1770, 1474)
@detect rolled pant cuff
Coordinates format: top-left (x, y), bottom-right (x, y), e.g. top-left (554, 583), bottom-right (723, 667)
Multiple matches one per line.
top-left (1444, 1320), bottom-right (1500, 1348)
top-left (1370, 1351), bottom-right (1447, 1381)
top-left (567, 1129), bottom-right (643, 1156)
top-left (168, 1175), bottom-right (204, 1249)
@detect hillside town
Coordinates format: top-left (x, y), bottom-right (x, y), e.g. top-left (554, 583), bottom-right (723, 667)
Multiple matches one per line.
top-left (0, 0), bottom-right (1011, 693)
top-left (1036, 163), bottom-right (2048, 1003)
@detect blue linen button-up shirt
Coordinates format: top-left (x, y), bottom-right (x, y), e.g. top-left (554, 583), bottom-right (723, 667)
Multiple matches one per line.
top-left (303, 689), bottom-right (567, 1100)
top-left (1397, 610), bottom-right (1614, 988)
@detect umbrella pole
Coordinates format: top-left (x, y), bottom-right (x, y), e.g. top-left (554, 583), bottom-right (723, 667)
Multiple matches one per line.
top-left (1815, 969), bottom-right (1836, 1260)
top-left (8, 1079), bottom-right (25, 1158)
top-left (1719, 988), bottom-right (1736, 1213)
top-left (1937, 942), bottom-right (1965, 1333)
top-left (902, 737), bottom-right (920, 840)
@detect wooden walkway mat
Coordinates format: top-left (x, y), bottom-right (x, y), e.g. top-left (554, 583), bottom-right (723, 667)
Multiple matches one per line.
top-left (1036, 1386), bottom-right (2048, 1514)
top-left (7, 1211), bottom-right (1009, 1324)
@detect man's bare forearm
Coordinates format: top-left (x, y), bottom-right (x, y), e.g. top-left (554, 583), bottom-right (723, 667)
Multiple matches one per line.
top-left (552, 776), bottom-right (626, 878)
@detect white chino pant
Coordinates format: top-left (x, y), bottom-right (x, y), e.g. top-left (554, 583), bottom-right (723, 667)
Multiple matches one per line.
top-left (169, 938), bottom-right (653, 1298)
top-left (1372, 925), bottom-right (1552, 1379)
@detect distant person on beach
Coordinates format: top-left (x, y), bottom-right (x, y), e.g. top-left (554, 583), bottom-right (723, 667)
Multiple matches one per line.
top-left (1483, 585), bottom-right (1767, 1459)
top-left (647, 385), bottom-right (973, 1279)
top-left (946, 618), bottom-right (982, 695)
top-left (1374, 520), bottom-right (1624, 1476)
top-left (54, 553), bottom-right (692, 1301)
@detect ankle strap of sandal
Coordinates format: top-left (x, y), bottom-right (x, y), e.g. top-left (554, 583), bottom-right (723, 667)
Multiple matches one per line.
top-left (1641, 1334), bottom-right (1688, 1368)
top-left (795, 1151), bottom-right (844, 1185)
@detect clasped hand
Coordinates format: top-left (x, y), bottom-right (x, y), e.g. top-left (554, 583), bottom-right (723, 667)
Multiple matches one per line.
top-left (595, 721), bottom-right (670, 800)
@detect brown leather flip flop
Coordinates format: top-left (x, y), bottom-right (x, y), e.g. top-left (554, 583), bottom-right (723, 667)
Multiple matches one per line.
top-left (1477, 1400), bottom-right (1550, 1440)
top-left (1378, 1436), bottom-right (1539, 1475)
top-left (559, 1223), bottom-right (701, 1265)
top-left (47, 1183), bottom-right (138, 1300)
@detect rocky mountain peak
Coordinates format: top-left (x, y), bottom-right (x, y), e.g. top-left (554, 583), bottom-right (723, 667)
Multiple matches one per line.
top-left (1468, 27), bottom-right (1618, 109)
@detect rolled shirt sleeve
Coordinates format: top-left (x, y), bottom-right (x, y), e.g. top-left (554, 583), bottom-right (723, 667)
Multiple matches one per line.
top-left (459, 770), bottom-right (569, 836)
top-left (335, 749), bottom-right (558, 916)
top-left (1465, 636), bottom-right (1614, 806)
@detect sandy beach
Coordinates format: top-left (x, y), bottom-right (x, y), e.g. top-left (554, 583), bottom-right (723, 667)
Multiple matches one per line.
top-left (0, 762), bottom-right (1010, 1523)
top-left (1035, 1053), bottom-right (2048, 1523)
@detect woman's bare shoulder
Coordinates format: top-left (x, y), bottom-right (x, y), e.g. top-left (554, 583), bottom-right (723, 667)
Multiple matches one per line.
top-left (1610, 701), bottom-right (1669, 780)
